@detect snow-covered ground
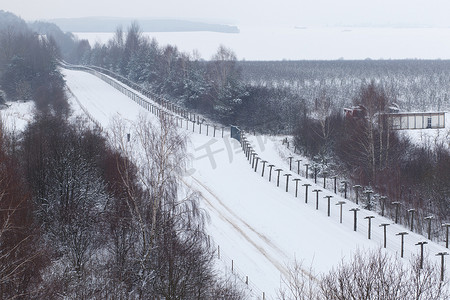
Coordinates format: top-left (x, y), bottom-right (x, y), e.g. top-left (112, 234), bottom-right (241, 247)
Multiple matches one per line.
top-left (58, 68), bottom-right (449, 298)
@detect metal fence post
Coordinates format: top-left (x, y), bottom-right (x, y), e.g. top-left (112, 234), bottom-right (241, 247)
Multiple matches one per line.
top-left (276, 169), bottom-right (283, 187)
top-left (303, 184), bottom-right (311, 204)
top-left (293, 179), bottom-right (302, 197)
top-left (415, 241), bottom-right (427, 269)
top-left (380, 223), bottom-right (390, 248)
top-left (325, 195), bottom-right (333, 216)
top-left (397, 232), bottom-right (408, 258)
top-left (365, 216), bottom-right (375, 239)
top-left (336, 201), bottom-right (345, 223)
top-left (313, 189), bottom-right (322, 210)
top-left (284, 174), bottom-right (292, 192)
top-left (350, 208), bottom-right (360, 231)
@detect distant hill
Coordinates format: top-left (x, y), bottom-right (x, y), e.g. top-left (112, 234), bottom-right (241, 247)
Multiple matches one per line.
top-left (50, 17), bottom-right (240, 33)
top-left (0, 10), bottom-right (28, 32)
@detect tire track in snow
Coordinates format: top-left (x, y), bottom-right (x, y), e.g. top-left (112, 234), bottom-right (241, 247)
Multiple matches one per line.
top-left (192, 176), bottom-right (289, 260)
top-left (191, 172), bottom-right (318, 282)
top-left (183, 178), bottom-right (290, 279)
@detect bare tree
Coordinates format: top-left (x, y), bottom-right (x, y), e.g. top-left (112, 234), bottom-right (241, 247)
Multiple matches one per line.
top-left (320, 249), bottom-right (449, 300)
top-left (109, 115), bottom-right (220, 299)
top-left (278, 259), bottom-right (319, 300)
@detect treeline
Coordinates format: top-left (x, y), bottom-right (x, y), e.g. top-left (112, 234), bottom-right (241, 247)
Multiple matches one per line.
top-left (239, 59), bottom-right (450, 113)
top-left (0, 10), bottom-right (68, 113)
top-left (294, 81), bottom-right (450, 233)
top-left (64, 22), bottom-right (304, 133)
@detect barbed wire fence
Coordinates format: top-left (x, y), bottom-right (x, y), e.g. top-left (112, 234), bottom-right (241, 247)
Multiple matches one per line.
top-left (61, 62), bottom-right (230, 138)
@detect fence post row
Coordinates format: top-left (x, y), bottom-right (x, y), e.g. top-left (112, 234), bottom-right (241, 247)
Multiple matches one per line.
top-left (62, 62), bottom-right (233, 139)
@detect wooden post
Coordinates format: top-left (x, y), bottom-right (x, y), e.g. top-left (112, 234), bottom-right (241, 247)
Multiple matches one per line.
top-left (336, 201), bottom-right (345, 223)
top-left (313, 189), bottom-right (322, 210)
top-left (288, 156), bottom-right (293, 171)
top-left (293, 179), bottom-right (302, 197)
top-left (325, 195), bottom-right (333, 216)
top-left (303, 184), bottom-right (311, 204)
top-left (350, 208), bottom-right (360, 231)
top-left (305, 164), bottom-right (309, 179)
top-left (380, 223), bottom-right (390, 248)
top-left (415, 241), bottom-right (427, 269)
top-left (365, 216), bottom-right (375, 239)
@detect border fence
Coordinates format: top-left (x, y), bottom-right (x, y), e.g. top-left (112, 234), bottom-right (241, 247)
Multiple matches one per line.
top-left (61, 61), bottom-right (449, 296)
top-left (61, 62), bottom-right (272, 299)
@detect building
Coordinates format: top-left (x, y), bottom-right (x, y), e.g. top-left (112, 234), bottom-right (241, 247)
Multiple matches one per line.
top-left (388, 112), bottom-right (446, 130)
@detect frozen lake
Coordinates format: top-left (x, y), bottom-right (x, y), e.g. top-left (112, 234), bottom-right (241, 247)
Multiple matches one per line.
top-left (75, 26), bottom-right (450, 60)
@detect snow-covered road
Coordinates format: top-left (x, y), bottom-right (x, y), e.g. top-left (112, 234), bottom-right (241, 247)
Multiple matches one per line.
top-left (62, 68), bottom-right (449, 299)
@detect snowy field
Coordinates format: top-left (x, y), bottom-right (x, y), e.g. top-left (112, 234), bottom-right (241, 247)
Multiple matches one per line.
top-left (75, 26), bottom-right (450, 60)
top-left (59, 69), bottom-right (450, 298)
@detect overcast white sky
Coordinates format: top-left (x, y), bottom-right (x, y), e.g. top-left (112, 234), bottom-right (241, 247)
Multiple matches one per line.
top-left (2, 0), bottom-right (450, 27)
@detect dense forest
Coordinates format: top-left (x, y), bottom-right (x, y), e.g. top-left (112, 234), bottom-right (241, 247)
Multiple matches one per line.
top-left (0, 10), bottom-right (449, 299)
